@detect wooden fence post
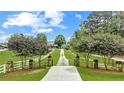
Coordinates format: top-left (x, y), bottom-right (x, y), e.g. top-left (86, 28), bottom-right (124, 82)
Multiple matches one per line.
top-left (3, 64), bottom-right (6, 73)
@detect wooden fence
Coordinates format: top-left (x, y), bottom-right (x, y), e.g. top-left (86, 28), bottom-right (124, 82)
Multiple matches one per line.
top-left (0, 50), bottom-right (54, 74)
top-left (0, 60), bottom-right (29, 74)
top-left (0, 64), bottom-right (6, 73)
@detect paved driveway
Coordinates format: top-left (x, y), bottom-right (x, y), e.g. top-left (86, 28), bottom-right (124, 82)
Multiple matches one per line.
top-left (42, 49), bottom-right (82, 81)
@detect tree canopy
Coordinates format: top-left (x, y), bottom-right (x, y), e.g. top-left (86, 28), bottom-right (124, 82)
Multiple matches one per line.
top-left (8, 33), bottom-right (49, 68)
top-left (54, 34), bottom-right (66, 48)
top-left (69, 11), bottom-right (124, 69)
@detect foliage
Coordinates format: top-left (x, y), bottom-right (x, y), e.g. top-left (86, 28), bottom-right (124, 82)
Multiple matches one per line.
top-left (70, 11), bottom-right (124, 70)
top-left (8, 33), bottom-right (49, 68)
top-left (92, 32), bottom-right (124, 70)
top-left (64, 49), bottom-right (124, 81)
top-left (70, 25), bottom-right (124, 69)
top-left (70, 29), bottom-right (94, 67)
top-left (54, 34), bottom-right (66, 48)
top-left (83, 11), bottom-right (124, 37)
top-left (8, 34), bottom-right (34, 63)
top-left (34, 33), bottom-right (48, 68)
top-left (84, 11), bottom-right (112, 31)
top-left (64, 43), bottom-right (70, 50)
top-left (92, 32), bottom-right (124, 57)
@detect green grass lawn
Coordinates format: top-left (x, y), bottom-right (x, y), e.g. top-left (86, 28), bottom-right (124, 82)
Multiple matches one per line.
top-left (0, 49), bottom-right (60, 65)
top-left (65, 49), bottom-right (115, 68)
top-left (64, 49), bottom-right (85, 66)
top-left (0, 50), bottom-right (21, 64)
top-left (40, 49), bottom-right (60, 66)
top-left (64, 49), bottom-right (124, 81)
top-left (0, 50), bottom-right (38, 65)
top-left (77, 67), bottom-right (124, 81)
top-left (0, 49), bottom-right (60, 81)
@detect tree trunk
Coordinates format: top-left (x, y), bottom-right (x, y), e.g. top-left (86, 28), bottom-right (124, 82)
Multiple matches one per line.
top-left (38, 55), bottom-right (42, 68)
top-left (86, 56), bottom-right (89, 68)
top-left (24, 56), bottom-right (27, 69)
top-left (103, 56), bottom-right (108, 70)
top-left (86, 53), bottom-right (91, 68)
top-left (85, 55), bottom-right (89, 68)
top-left (21, 56), bottom-right (24, 69)
top-left (24, 56), bottom-right (27, 63)
top-left (84, 54), bottom-right (88, 68)
top-left (104, 63), bottom-right (108, 70)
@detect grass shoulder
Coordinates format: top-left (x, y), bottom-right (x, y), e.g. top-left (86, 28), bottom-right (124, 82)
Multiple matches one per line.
top-left (77, 67), bottom-right (124, 81)
top-left (64, 49), bottom-right (124, 81)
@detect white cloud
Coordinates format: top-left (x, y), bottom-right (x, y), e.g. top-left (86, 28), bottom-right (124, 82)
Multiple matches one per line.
top-left (2, 11), bottom-right (66, 33)
top-left (2, 12), bottom-right (42, 28)
top-left (44, 11), bottom-right (65, 28)
top-left (33, 28), bottom-right (53, 33)
top-left (0, 31), bottom-right (11, 43)
top-left (75, 14), bottom-right (82, 20)
top-left (56, 25), bottom-right (66, 29)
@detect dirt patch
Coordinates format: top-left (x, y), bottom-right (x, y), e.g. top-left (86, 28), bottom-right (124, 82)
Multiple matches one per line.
top-left (28, 69), bottom-right (43, 74)
top-left (82, 67), bottom-right (124, 75)
top-left (1, 68), bottom-right (46, 77)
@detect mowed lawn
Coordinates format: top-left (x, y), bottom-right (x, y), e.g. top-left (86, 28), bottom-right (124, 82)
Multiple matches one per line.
top-left (40, 49), bottom-right (60, 66)
top-left (0, 50), bottom-right (21, 64)
top-left (78, 67), bottom-right (124, 81)
top-left (0, 49), bottom-right (60, 65)
top-left (0, 49), bottom-right (60, 81)
top-left (64, 49), bottom-right (124, 81)
top-left (0, 50), bottom-right (40, 65)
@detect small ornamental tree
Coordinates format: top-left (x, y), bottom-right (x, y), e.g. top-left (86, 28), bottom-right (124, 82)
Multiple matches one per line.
top-left (70, 29), bottom-right (94, 68)
top-left (34, 33), bottom-right (48, 68)
top-left (76, 36), bottom-right (94, 68)
top-left (8, 34), bottom-right (35, 69)
top-left (92, 33), bottom-right (124, 70)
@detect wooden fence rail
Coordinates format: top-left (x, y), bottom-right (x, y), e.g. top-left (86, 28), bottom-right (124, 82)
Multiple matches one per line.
top-left (0, 61), bottom-right (29, 74)
top-left (0, 64), bottom-right (6, 74)
top-left (0, 49), bottom-right (54, 74)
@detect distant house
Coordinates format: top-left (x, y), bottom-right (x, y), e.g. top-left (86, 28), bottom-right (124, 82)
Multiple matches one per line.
top-left (0, 45), bottom-right (8, 49)
top-left (47, 41), bottom-right (57, 48)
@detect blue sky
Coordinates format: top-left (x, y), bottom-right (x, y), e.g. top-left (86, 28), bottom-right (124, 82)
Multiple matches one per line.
top-left (0, 11), bottom-right (91, 43)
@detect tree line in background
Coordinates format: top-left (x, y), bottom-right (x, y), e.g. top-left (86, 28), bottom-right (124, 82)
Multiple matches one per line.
top-left (8, 33), bottom-right (49, 68)
top-left (69, 11), bottom-right (124, 70)
top-left (7, 33), bottom-right (66, 68)
top-left (54, 34), bottom-right (66, 48)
